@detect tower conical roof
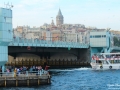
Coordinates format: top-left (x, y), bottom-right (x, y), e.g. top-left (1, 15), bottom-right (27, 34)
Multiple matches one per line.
top-left (58, 9), bottom-right (62, 15)
top-left (57, 8), bottom-right (63, 17)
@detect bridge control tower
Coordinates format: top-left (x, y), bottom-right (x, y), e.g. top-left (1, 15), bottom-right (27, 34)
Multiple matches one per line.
top-left (90, 31), bottom-right (111, 58)
top-left (0, 7), bottom-right (13, 71)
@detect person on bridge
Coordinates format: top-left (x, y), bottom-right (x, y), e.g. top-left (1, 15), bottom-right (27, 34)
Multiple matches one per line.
top-left (0, 68), bottom-right (2, 77)
top-left (14, 68), bottom-right (17, 77)
top-left (45, 65), bottom-right (50, 71)
top-left (45, 65), bottom-right (50, 75)
top-left (38, 66), bottom-right (42, 71)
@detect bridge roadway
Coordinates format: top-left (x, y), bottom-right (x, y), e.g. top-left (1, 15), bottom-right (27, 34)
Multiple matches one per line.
top-left (8, 37), bottom-right (89, 48)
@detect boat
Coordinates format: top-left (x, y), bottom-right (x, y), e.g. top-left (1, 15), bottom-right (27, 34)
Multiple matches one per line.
top-left (90, 53), bottom-right (120, 70)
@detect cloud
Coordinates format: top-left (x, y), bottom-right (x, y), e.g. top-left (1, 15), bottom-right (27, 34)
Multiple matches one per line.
top-left (2, 0), bottom-right (120, 30)
top-left (21, 0), bottom-right (59, 5)
top-left (12, 0), bottom-right (60, 27)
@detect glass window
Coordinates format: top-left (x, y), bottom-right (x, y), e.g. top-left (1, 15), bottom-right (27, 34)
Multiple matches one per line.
top-left (118, 60), bottom-right (120, 63)
top-left (114, 60), bottom-right (116, 63)
top-left (106, 61), bottom-right (109, 64)
top-left (119, 60), bottom-right (120, 63)
top-left (90, 36), bottom-right (92, 38)
top-left (117, 60), bottom-right (119, 63)
top-left (110, 60), bottom-right (112, 63)
top-left (94, 35), bottom-right (101, 38)
top-left (5, 17), bottom-right (12, 23)
top-left (111, 60), bottom-right (113, 63)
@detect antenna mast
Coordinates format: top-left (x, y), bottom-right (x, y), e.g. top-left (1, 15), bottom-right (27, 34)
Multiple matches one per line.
top-left (4, 2), bottom-right (13, 9)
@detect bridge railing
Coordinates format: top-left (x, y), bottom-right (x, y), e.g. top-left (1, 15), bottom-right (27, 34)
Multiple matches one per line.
top-left (0, 70), bottom-right (48, 77)
top-left (9, 37), bottom-right (89, 48)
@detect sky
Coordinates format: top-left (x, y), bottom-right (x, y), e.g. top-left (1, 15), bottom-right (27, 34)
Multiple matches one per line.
top-left (0, 0), bottom-right (120, 30)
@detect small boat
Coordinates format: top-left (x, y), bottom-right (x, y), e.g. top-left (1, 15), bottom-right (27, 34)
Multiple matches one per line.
top-left (90, 53), bottom-right (120, 70)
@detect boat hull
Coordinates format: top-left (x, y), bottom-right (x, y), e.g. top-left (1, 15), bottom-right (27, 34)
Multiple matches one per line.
top-left (90, 63), bottom-right (120, 70)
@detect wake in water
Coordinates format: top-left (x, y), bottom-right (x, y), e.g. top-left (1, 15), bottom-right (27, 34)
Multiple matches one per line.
top-left (49, 67), bottom-right (92, 72)
top-left (73, 67), bottom-right (92, 71)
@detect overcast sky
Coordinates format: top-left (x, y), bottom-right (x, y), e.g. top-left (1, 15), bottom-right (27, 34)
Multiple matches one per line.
top-left (0, 0), bottom-right (120, 30)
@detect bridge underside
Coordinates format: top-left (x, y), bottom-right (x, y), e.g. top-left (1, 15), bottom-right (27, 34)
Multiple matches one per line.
top-left (8, 46), bottom-right (90, 67)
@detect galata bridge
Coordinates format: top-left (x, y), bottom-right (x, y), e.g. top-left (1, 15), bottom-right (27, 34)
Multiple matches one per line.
top-left (0, 7), bottom-right (119, 71)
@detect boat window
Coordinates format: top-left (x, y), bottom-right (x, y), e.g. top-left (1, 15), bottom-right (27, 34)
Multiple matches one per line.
top-left (117, 60), bottom-right (119, 63)
top-left (106, 61), bottom-right (109, 64)
top-left (96, 60), bottom-right (98, 63)
top-left (110, 60), bottom-right (112, 63)
top-left (113, 60), bottom-right (114, 63)
top-left (111, 60), bottom-right (114, 64)
top-left (96, 60), bottom-right (102, 64)
top-left (104, 61), bottom-right (109, 64)
top-left (116, 60), bottom-right (118, 63)
top-left (103, 61), bottom-right (105, 64)
top-left (114, 60), bottom-right (116, 63)
top-left (91, 60), bottom-right (96, 63)
top-left (119, 60), bottom-right (120, 63)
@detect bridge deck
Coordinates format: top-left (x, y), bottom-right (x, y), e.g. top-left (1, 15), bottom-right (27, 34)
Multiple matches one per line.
top-left (9, 38), bottom-right (89, 48)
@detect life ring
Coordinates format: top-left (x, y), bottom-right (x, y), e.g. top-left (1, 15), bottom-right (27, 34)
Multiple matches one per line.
top-left (100, 66), bottom-right (103, 69)
top-left (109, 66), bottom-right (112, 69)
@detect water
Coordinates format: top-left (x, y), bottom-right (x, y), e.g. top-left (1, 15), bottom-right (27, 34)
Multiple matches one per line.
top-left (1, 68), bottom-right (120, 90)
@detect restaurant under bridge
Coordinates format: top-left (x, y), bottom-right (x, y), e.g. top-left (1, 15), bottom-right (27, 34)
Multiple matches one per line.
top-left (7, 46), bottom-right (90, 68)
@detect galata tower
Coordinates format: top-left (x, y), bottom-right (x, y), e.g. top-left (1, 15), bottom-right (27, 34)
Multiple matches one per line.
top-left (56, 8), bottom-right (64, 26)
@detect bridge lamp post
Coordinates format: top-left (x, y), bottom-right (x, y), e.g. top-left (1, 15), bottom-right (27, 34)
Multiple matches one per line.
top-left (64, 33), bottom-right (66, 41)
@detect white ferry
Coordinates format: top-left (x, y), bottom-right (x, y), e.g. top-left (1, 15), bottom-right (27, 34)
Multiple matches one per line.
top-left (90, 53), bottom-right (120, 70)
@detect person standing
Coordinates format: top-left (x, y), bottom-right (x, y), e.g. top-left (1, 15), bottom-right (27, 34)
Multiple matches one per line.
top-left (0, 68), bottom-right (2, 77)
top-left (45, 65), bottom-right (50, 75)
top-left (14, 68), bottom-right (17, 77)
top-left (45, 65), bottom-right (49, 71)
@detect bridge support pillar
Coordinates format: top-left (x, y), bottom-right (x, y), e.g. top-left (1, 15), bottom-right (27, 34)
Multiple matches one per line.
top-left (0, 46), bottom-right (8, 72)
top-left (104, 47), bottom-right (110, 53)
top-left (2, 65), bottom-right (5, 73)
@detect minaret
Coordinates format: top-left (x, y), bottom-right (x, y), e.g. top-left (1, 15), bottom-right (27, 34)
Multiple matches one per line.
top-left (56, 8), bottom-right (64, 26)
top-left (51, 19), bottom-right (54, 26)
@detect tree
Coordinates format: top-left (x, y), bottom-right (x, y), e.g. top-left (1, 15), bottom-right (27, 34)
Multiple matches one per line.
top-left (113, 36), bottom-right (119, 46)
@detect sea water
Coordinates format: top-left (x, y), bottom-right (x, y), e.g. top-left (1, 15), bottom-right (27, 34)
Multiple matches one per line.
top-left (1, 68), bottom-right (120, 90)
